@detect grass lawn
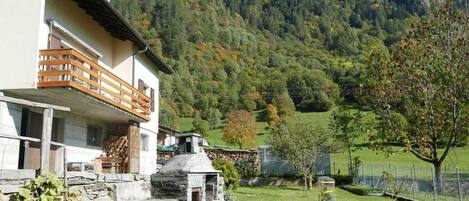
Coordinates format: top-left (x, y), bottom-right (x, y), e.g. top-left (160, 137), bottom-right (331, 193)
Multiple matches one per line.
top-left (177, 109), bottom-right (469, 172)
top-left (177, 110), bottom-right (332, 149)
top-left (231, 185), bottom-right (391, 201)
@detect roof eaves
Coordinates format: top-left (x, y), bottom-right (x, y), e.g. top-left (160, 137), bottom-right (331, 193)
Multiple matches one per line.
top-left (74, 0), bottom-right (174, 74)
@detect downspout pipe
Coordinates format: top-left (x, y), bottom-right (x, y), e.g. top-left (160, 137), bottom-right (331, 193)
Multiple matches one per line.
top-left (132, 45), bottom-right (149, 86)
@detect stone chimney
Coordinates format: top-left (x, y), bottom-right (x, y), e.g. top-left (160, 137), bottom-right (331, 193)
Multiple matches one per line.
top-left (175, 133), bottom-right (201, 154)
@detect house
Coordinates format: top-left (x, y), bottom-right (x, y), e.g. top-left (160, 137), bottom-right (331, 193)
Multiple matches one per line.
top-left (158, 125), bottom-right (179, 147)
top-left (0, 0), bottom-right (172, 175)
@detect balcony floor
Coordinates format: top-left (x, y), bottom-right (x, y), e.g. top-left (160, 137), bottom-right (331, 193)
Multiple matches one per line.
top-left (5, 87), bottom-right (145, 123)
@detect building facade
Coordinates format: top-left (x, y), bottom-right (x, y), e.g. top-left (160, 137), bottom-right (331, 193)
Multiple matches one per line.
top-left (0, 0), bottom-right (172, 174)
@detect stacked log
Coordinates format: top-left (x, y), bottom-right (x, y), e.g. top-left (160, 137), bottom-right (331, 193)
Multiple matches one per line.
top-left (204, 148), bottom-right (259, 172)
top-left (97, 134), bottom-right (128, 173)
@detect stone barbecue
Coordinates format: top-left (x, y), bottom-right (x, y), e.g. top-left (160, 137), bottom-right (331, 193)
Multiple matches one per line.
top-left (151, 133), bottom-right (224, 201)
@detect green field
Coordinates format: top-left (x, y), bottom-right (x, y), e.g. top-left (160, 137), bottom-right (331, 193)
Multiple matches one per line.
top-left (178, 109), bottom-right (469, 172)
top-left (231, 185), bottom-right (391, 201)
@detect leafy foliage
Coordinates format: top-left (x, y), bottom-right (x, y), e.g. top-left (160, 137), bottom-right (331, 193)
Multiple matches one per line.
top-left (360, 1), bottom-right (468, 192)
top-left (223, 110), bottom-right (258, 149)
top-left (192, 114), bottom-right (209, 137)
top-left (266, 117), bottom-right (339, 190)
top-left (212, 159), bottom-right (240, 190)
top-left (234, 156), bottom-right (258, 178)
top-left (264, 104), bottom-right (280, 125)
top-left (329, 105), bottom-right (367, 178)
top-left (12, 173), bottom-right (78, 201)
top-left (111, 0), bottom-right (426, 124)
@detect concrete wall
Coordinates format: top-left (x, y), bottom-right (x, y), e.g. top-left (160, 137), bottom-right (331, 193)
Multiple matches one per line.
top-left (0, 0), bottom-right (45, 89)
top-left (0, 100), bottom-right (22, 169)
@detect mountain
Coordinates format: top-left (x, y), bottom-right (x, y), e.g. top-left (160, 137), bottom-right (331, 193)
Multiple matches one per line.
top-left (112, 0), bottom-right (427, 129)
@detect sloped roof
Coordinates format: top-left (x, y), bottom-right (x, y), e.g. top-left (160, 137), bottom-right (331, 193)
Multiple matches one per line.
top-left (73, 0), bottom-right (173, 74)
top-left (159, 152), bottom-right (220, 174)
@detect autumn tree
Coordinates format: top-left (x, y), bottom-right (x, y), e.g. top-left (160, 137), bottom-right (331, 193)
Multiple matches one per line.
top-left (223, 110), bottom-right (258, 149)
top-left (361, 1), bottom-right (468, 192)
top-left (272, 94), bottom-right (295, 118)
top-left (267, 118), bottom-right (338, 194)
top-left (265, 104), bottom-right (280, 125)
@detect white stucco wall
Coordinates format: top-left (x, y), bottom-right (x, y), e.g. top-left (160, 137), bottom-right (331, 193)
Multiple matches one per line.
top-left (134, 55), bottom-right (160, 174)
top-left (43, 0), bottom-right (114, 69)
top-left (0, 100), bottom-right (22, 169)
top-left (0, 0), bottom-right (45, 90)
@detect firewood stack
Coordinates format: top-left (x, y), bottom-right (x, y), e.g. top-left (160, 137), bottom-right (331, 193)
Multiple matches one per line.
top-left (95, 131), bottom-right (129, 173)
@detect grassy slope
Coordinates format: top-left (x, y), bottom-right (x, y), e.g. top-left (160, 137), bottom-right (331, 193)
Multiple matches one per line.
top-left (177, 110), bottom-right (469, 171)
top-left (232, 185), bottom-right (391, 201)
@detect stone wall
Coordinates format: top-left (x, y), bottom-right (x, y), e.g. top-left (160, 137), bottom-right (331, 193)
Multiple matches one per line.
top-left (158, 148), bottom-right (259, 174)
top-left (0, 171), bottom-right (153, 201)
top-left (150, 174), bottom-right (188, 201)
top-left (67, 172), bottom-right (152, 201)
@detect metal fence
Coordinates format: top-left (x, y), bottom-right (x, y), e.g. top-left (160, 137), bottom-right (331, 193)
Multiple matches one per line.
top-left (343, 162), bottom-right (469, 201)
top-left (259, 145), bottom-right (331, 177)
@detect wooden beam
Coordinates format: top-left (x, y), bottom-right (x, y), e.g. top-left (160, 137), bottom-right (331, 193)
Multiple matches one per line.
top-left (127, 121), bottom-right (140, 173)
top-left (0, 95), bottom-right (70, 112)
top-left (40, 108), bottom-right (53, 175)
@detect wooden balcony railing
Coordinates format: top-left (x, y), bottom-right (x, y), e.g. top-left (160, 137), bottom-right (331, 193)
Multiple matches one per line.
top-left (38, 49), bottom-right (151, 121)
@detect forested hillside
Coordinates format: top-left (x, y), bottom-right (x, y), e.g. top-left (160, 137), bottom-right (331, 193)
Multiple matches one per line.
top-left (112, 0), bottom-right (427, 129)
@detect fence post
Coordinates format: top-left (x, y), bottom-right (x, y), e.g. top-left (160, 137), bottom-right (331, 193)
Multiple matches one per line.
top-left (431, 167), bottom-right (437, 201)
top-left (457, 168), bottom-right (462, 201)
top-left (394, 165), bottom-right (398, 186)
top-left (362, 163), bottom-right (365, 185)
top-left (411, 164), bottom-right (416, 200)
top-left (371, 164), bottom-right (375, 188)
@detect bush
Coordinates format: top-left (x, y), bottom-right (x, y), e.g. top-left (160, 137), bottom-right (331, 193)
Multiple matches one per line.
top-left (331, 175), bottom-right (353, 186)
top-left (212, 160), bottom-right (240, 190)
top-left (234, 156), bottom-right (258, 178)
top-left (192, 117), bottom-right (209, 137)
top-left (300, 91), bottom-right (334, 112)
top-left (12, 172), bottom-right (79, 201)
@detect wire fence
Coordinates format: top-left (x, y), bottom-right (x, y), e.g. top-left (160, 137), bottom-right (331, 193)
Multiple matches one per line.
top-left (340, 162), bottom-right (469, 201)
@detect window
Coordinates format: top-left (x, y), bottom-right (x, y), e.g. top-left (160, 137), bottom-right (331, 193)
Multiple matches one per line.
top-left (87, 125), bottom-right (102, 147)
top-left (141, 134), bottom-right (149, 152)
top-left (138, 79), bottom-right (155, 112)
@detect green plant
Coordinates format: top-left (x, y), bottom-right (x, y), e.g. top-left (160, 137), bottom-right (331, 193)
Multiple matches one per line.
top-left (234, 156), bottom-right (258, 178)
top-left (383, 171), bottom-right (410, 200)
top-left (12, 173), bottom-right (78, 201)
top-left (213, 159), bottom-right (240, 190)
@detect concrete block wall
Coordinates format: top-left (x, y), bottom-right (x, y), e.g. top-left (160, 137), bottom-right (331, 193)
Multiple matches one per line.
top-left (62, 113), bottom-right (108, 164)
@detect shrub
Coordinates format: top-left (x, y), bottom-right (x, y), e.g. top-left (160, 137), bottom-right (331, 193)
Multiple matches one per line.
top-left (12, 172), bottom-right (79, 201)
top-left (234, 156), bottom-right (258, 178)
top-left (212, 160), bottom-right (240, 190)
top-left (332, 175), bottom-right (353, 186)
top-left (192, 117), bottom-right (209, 137)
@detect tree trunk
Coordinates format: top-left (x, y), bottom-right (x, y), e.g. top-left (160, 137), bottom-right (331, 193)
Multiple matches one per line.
top-left (434, 162), bottom-right (442, 194)
top-left (308, 176), bottom-right (313, 190)
top-left (303, 175), bottom-right (308, 197)
top-left (347, 146), bottom-right (353, 178)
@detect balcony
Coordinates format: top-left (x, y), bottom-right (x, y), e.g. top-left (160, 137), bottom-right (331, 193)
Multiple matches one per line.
top-left (37, 49), bottom-right (150, 121)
